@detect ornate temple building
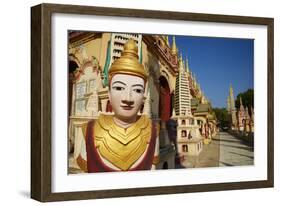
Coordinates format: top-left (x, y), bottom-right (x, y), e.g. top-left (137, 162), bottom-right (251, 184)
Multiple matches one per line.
top-left (68, 32), bottom-right (217, 171)
top-left (226, 85), bottom-right (254, 134)
top-left (236, 97), bottom-right (254, 134)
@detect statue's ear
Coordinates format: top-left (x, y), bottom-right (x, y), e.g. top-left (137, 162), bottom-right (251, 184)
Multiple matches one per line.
top-left (143, 94), bottom-right (147, 100)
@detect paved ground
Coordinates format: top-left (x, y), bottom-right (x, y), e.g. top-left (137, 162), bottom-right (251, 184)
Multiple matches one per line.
top-left (181, 137), bottom-right (220, 168)
top-left (182, 131), bottom-right (254, 168)
top-left (218, 132), bottom-right (254, 166)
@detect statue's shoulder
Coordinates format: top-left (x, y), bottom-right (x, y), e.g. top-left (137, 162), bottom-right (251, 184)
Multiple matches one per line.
top-left (95, 114), bottom-right (114, 130)
top-left (81, 119), bottom-right (96, 138)
top-left (97, 114), bottom-right (113, 122)
top-left (141, 114), bottom-right (151, 123)
top-left (148, 117), bottom-right (160, 137)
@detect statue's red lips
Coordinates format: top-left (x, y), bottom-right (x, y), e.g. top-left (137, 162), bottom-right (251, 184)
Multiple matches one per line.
top-left (121, 105), bottom-right (134, 110)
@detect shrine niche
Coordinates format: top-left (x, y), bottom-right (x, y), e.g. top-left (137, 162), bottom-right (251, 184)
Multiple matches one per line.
top-left (71, 57), bottom-right (103, 118)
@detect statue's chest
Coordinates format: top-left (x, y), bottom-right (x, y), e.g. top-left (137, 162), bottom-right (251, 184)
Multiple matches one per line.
top-left (93, 121), bottom-right (152, 171)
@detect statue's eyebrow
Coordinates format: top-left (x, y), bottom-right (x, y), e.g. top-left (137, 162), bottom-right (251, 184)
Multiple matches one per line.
top-left (112, 81), bottom-right (126, 86)
top-left (132, 84), bottom-right (144, 89)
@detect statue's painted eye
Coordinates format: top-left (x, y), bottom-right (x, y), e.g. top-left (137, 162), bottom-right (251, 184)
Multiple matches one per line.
top-left (133, 89), bottom-right (143, 94)
top-left (113, 86), bottom-right (124, 91)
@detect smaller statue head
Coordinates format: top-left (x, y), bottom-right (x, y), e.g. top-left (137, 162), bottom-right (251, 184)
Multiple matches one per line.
top-left (108, 39), bottom-right (148, 125)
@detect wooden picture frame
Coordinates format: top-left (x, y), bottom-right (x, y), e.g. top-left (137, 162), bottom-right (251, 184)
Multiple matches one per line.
top-left (31, 3), bottom-right (274, 202)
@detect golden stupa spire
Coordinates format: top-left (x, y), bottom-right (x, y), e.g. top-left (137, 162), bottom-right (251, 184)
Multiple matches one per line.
top-left (227, 96), bottom-right (231, 112)
top-left (167, 36), bottom-right (170, 47)
top-left (164, 36), bottom-right (170, 47)
top-left (185, 56), bottom-right (190, 73)
top-left (193, 73), bottom-right (196, 82)
top-left (171, 36), bottom-right (177, 55)
top-left (183, 57), bottom-right (186, 70)
top-left (229, 83), bottom-right (234, 95)
top-left (178, 53), bottom-right (184, 71)
top-left (193, 73), bottom-right (198, 88)
top-left (109, 39), bottom-right (148, 82)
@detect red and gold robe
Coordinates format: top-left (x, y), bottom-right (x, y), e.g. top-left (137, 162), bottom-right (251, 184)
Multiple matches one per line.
top-left (77, 115), bottom-right (158, 172)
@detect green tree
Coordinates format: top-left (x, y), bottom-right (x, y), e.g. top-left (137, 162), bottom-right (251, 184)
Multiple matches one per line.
top-left (213, 107), bottom-right (229, 128)
top-left (235, 89), bottom-right (254, 110)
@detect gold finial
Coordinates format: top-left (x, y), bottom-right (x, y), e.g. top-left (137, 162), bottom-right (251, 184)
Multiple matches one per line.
top-left (109, 39), bottom-right (148, 83)
top-left (171, 36), bottom-right (177, 55)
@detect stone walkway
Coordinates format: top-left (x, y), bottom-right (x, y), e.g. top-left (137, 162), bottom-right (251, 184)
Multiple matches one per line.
top-left (182, 131), bottom-right (254, 168)
top-left (219, 132), bottom-right (254, 166)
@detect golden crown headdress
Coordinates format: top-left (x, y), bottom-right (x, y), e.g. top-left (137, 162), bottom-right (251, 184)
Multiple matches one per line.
top-left (109, 39), bottom-right (148, 83)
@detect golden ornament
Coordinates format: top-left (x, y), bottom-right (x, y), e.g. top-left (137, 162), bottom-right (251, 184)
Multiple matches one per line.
top-left (94, 114), bottom-right (152, 170)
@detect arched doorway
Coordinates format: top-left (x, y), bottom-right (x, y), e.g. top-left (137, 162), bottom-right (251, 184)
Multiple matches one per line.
top-left (159, 76), bottom-right (171, 121)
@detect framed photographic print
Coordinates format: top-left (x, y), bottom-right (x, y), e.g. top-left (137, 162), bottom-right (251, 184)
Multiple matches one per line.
top-left (31, 3), bottom-right (274, 202)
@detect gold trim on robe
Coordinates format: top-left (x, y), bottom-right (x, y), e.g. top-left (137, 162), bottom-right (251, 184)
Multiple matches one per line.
top-left (93, 115), bottom-right (152, 171)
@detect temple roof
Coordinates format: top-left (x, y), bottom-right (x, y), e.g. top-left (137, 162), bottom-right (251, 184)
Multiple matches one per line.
top-left (196, 103), bottom-right (210, 113)
top-left (191, 99), bottom-right (211, 114)
top-left (191, 98), bottom-right (199, 107)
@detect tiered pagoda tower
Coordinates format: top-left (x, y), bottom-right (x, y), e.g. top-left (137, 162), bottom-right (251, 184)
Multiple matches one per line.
top-left (228, 84), bottom-right (237, 130)
top-left (237, 97), bottom-right (246, 131)
top-left (173, 51), bottom-right (203, 158)
top-left (174, 55), bottom-right (192, 117)
top-left (244, 106), bottom-right (251, 133)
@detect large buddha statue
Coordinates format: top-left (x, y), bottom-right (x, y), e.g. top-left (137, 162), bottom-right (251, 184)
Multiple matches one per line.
top-left (76, 39), bottom-right (159, 172)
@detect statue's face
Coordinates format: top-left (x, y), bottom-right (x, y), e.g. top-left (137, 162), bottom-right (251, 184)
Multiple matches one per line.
top-left (109, 74), bottom-right (145, 123)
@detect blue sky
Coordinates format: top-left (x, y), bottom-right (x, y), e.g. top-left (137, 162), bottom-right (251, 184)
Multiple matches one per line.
top-left (169, 35), bottom-right (254, 108)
